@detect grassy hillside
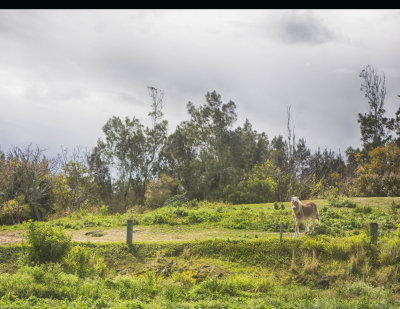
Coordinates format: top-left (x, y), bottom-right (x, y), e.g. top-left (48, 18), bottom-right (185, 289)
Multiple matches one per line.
top-left (0, 197), bottom-right (400, 308)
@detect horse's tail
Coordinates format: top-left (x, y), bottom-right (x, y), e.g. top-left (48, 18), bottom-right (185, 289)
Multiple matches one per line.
top-left (315, 206), bottom-right (320, 223)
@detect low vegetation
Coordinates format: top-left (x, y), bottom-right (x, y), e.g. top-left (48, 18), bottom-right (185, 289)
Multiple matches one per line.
top-left (0, 197), bottom-right (400, 308)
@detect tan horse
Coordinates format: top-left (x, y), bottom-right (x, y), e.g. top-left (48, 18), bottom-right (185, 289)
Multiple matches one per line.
top-left (291, 197), bottom-right (319, 237)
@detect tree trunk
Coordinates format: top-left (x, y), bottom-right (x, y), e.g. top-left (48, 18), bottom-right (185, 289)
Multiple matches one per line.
top-left (32, 202), bottom-right (41, 221)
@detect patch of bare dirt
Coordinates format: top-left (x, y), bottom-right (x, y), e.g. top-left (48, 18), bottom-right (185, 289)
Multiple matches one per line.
top-left (0, 226), bottom-right (278, 245)
top-left (0, 230), bottom-right (24, 245)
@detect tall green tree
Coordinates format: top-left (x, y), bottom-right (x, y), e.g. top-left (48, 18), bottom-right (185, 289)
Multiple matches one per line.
top-left (393, 100), bottom-right (400, 146)
top-left (175, 91), bottom-right (238, 199)
top-left (96, 116), bottom-right (146, 209)
top-left (161, 123), bottom-right (203, 199)
top-left (94, 87), bottom-right (168, 209)
top-left (87, 145), bottom-right (112, 206)
top-left (223, 161), bottom-right (277, 204)
top-left (270, 135), bottom-right (288, 202)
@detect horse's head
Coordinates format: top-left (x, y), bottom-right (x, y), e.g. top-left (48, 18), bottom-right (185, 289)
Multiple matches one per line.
top-left (291, 196), bottom-right (301, 211)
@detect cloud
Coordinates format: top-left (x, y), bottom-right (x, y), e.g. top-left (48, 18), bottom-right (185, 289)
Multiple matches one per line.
top-left (0, 10), bottom-right (400, 158)
top-left (270, 10), bottom-right (336, 45)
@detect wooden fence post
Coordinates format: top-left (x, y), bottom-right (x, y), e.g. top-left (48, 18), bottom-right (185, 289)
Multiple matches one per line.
top-left (279, 224), bottom-right (283, 244)
top-left (370, 222), bottom-right (378, 244)
top-left (127, 220), bottom-right (133, 246)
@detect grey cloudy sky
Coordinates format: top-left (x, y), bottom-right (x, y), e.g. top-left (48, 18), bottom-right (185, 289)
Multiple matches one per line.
top-left (1, 9), bottom-right (400, 157)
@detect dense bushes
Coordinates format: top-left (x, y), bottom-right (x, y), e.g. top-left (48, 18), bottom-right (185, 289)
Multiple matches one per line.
top-left (21, 221), bottom-right (72, 265)
top-left (351, 174), bottom-right (400, 197)
top-left (2, 230), bottom-right (400, 308)
top-left (63, 245), bottom-right (106, 278)
top-left (223, 161), bottom-right (278, 204)
top-left (327, 195), bottom-right (357, 208)
top-left (20, 221), bottom-right (105, 279)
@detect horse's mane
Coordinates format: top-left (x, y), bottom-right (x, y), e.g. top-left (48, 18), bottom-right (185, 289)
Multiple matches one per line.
top-left (292, 196), bottom-right (304, 217)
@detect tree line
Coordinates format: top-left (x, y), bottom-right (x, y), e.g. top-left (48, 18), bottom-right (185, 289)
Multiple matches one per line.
top-left (1, 65), bottom-right (400, 223)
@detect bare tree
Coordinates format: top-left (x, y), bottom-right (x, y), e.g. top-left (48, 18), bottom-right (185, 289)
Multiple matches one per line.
top-left (287, 106), bottom-right (296, 201)
top-left (7, 145), bottom-right (53, 221)
top-left (145, 86), bottom-right (168, 180)
top-left (56, 146), bottom-right (95, 212)
top-left (148, 86), bottom-right (165, 129)
top-left (358, 65), bottom-right (391, 151)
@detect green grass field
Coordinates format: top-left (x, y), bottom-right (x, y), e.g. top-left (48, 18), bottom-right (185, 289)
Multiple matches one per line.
top-left (1, 197), bottom-right (400, 308)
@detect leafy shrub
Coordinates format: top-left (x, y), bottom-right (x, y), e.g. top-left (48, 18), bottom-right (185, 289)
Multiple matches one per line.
top-left (351, 174), bottom-right (400, 197)
top-left (164, 193), bottom-right (189, 207)
top-left (192, 276), bottom-right (238, 297)
top-left (327, 195), bottom-right (356, 208)
top-left (187, 210), bottom-right (221, 224)
top-left (354, 205), bottom-right (372, 214)
top-left (340, 281), bottom-right (384, 299)
top-left (379, 237), bottom-right (400, 266)
top-left (21, 221), bottom-right (72, 265)
top-left (184, 199), bottom-right (198, 208)
top-left (163, 283), bottom-right (183, 302)
top-left (172, 207), bottom-right (188, 217)
top-left (313, 222), bottom-right (335, 236)
top-left (0, 264), bottom-right (80, 300)
top-left (142, 213), bottom-right (168, 225)
top-left (0, 198), bottom-right (31, 225)
top-left (223, 161), bottom-right (278, 204)
top-left (100, 205), bottom-right (109, 216)
top-left (63, 245), bottom-right (106, 278)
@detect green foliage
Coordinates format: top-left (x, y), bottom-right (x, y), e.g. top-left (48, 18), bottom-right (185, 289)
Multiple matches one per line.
top-left (354, 205), bottom-right (372, 214)
top-left (224, 161), bottom-right (278, 204)
top-left (2, 226), bottom-right (400, 308)
top-left (351, 174), bottom-right (400, 197)
top-left (379, 236), bottom-right (400, 266)
top-left (21, 221), bottom-right (72, 265)
top-left (0, 198), bottom-right (31, 225)
top-left (63, 245), bottom-right (106, 278)
top-left (192, 276), bottom-right (238, 297)
top-left (327, 195), bottom-right (357, 208)
top-left (164, 193), bottom-right (189, 207)
top-left (100, 205), bottom-right (109, 216)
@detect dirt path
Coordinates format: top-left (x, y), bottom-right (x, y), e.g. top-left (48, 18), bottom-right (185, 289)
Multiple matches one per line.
top-left (0, 226), bottom-right (277, 246)
top-left (0, 230), bottom-right (25, 245)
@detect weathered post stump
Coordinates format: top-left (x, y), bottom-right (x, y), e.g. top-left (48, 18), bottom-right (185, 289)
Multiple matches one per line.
top-left (370, 222), bottom-right (378, 244)
top-left (127, 220), bottom-right (133, 246)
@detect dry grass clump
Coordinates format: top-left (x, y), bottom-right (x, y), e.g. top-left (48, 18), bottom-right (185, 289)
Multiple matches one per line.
top-left (303, 249), bottom-right (318, 274)
top-left (183, 247), bottom-right (191, 260)
top-left (348, 248), bottom-right (368, 276)
top-left (155, 250), bottom-right (164, 263)
top-left (289, 249), bottom-right (297, 273)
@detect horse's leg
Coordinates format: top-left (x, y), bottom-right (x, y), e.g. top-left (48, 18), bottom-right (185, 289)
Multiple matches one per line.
top-left (293, 220), bottom-right (297, 237)
top-left (305, 220), bottom-right (309, 234)
top-left (296, 220), bottom-right (300, 237)
top-left (311, 217), bottom-right (315, 233)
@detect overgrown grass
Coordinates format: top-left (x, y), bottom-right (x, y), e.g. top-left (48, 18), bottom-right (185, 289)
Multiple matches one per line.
top-left (2, 198), bottom-right (400, 238)
top-left (1, 230), bottom-right (400, 307)
top-left (1, 197), bottom-right (400, 308)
